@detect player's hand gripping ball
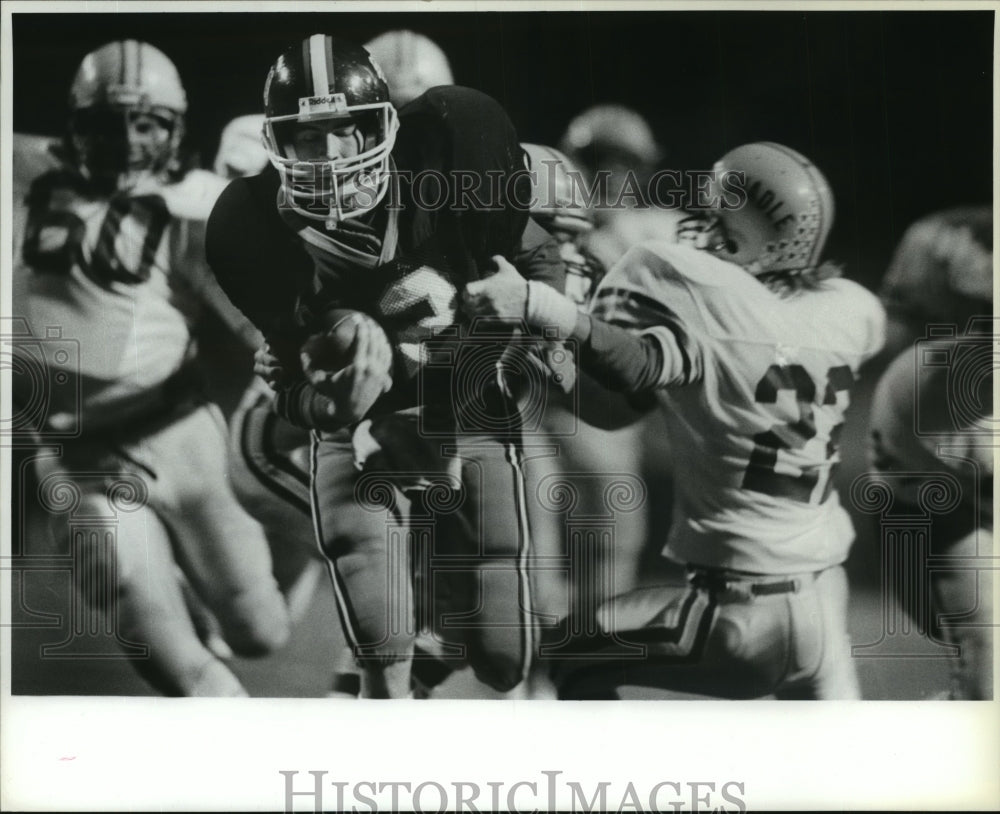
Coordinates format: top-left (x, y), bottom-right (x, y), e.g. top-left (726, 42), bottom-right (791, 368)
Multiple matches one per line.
top-left (300, 310), bottom-right (394, 424)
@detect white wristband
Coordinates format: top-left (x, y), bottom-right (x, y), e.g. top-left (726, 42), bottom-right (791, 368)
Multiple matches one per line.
top-left (526, 281), bottom-right (580, 340)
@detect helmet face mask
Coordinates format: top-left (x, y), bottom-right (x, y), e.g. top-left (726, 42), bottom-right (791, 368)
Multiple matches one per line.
top-left (263, 35), bottom-right (399, 229)
top-left (700, 207), bottom-right (780, 274)
top-left (70, 105), bottom-right (181, 192)
top-left (68, 40), bottom-right (187, 193)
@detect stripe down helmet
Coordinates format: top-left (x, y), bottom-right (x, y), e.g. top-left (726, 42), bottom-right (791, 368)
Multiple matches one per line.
top-left (262, 34), bottom-right (399, 228)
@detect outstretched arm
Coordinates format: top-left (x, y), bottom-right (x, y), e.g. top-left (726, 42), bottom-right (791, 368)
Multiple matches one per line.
top-left (464, 257), bottom-right (670, 397)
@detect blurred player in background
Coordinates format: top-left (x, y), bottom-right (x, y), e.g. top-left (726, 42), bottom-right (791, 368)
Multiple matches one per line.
top-left (363, 29), bottom-right (455, 109)
top-left (521, 144), bottom-right (606, 313)
top-left (465, 142), bottom-right (886, 699)
top-left (206, 35), bottom-right (566, 698)
top-left (518, 143), bottom-right (608, 621)
top-left (878, 207), bottom-right (994, 359)
top-left (868, 207), bottom-right (994, 699)
top-left (558, 105), bottom-right (685, 598)
top-left (560, 104), bottom-right (684, 271)
top-left (11, 41), bottom-right (291, 696)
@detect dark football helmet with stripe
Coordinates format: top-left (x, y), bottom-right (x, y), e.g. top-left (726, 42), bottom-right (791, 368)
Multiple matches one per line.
top-left (263, 34), bottom-right (399, 228)
top-left (67, 40), bottom-right (187, 192)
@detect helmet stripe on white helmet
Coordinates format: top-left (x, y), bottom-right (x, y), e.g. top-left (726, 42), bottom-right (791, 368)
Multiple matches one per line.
top-left (68, 40), bottom-right (187, 191)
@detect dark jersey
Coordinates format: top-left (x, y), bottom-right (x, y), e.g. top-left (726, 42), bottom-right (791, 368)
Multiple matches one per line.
top-left (206, 86), bottom-right (563, 430)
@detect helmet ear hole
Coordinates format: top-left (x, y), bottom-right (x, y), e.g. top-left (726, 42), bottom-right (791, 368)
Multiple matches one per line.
top-left (710, 142), bottom-right (834, 274)
top-left (707, 208), bottom-right (775, 270)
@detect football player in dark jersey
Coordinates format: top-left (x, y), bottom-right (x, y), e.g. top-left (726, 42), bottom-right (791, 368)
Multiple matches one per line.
top-left (206, 35), bottom-right (565, 698)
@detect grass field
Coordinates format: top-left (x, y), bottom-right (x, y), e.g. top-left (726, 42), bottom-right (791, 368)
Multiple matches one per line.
top-left (9, 557), bottom-right (952, 700)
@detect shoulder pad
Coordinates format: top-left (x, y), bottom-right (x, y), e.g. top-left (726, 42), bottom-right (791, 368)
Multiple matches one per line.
top-left (144, 169), bottom-right (230, 221)
top-left (822, 278), bottom-right (887, 359)
top-left (13, 133), bottom-right (65, 200)
top-left (603, 240), bottom-right (752, 293)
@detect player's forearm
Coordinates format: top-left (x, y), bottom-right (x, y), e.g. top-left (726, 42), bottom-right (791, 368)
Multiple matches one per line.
top-left (576, 315), bottom-right (666, 396)
top-left (524, 279), bottom-right (665, 395)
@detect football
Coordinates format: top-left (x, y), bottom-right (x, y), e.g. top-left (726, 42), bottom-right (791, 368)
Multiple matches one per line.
top-left (300, 309), bottom-right (368, 375)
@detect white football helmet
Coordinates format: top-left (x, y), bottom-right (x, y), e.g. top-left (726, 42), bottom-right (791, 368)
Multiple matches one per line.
top-left (363, 30), bottom-right (454, 108)
top-left (521, 143), bottom-right (593, 236)
top-left (560, 104), bottom-right (662, 174)
top-left (68, 40), bottom-right (187, 191)
top-left (522, 143), bottom-right (605, 306)
top-left (700, 142), bottom-right (835, 276)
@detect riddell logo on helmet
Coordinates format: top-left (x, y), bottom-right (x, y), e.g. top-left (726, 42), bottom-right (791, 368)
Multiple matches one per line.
top-left (298, 94), bottom-right (348, 114)
top-left (745, 178), bottom-right (796, 229)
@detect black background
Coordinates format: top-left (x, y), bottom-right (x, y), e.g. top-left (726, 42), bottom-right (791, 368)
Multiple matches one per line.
top-left (12, 9), bottom-right (994, 290)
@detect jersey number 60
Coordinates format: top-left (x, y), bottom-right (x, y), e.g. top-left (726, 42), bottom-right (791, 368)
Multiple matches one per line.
top-left (23, 179), bottom-right (170, 288)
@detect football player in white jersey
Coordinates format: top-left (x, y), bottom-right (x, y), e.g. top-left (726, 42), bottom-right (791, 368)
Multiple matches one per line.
top-left (868, 207), bottom-right (994, 699)
top-left (558, 106), bottom-right (687, 597)
top-left (559, 104), bottom-right (685, 273)
top-left (11, 41), bottom-right (291, 696)
top-left (464, 142), bottom-right (886, 699)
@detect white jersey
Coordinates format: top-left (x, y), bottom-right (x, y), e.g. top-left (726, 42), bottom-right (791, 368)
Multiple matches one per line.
top-left (584, 207), bottom-right (686, 270)
top-left (12, 138), bottom-right (235, 432)
top-left (591, 241), bottom-right (886, 574)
